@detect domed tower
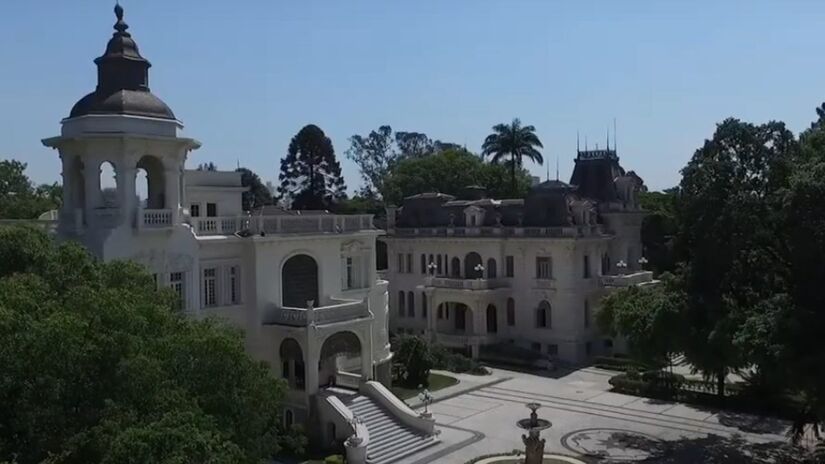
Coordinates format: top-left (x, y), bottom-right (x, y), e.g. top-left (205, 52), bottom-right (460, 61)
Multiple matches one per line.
top-left (42, 4), bottom-right (200, 254)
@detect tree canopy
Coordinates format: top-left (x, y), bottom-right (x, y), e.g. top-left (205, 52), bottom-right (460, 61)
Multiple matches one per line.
top-left (0, 226), bottom-right (303, 463)
top-left (381, 148), bottom-right (533, 205)
top-left (599, 107), bottom-right (825, 449)
top-left (346, 125), bottom-right (461, 199)
top-left (236, 167), bottom-right (273, 211)
top-left (481, 118), bottom-right (544, 192)
top-left (0, 159), bottom-right (61, 219)
top-left (278, 124), bottom-right (346, 210)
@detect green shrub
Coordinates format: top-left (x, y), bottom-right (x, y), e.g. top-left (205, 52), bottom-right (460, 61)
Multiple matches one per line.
top-left (431, 345), bottom-right (487, 375)
top-left (393, 335), bottom-right (433, 387)
top-left (324, 454), bottom-right (345, 464)
top-left (609, 371), bottom-right (685, 398)
top-left (593, 355), bottom-right (648, 372)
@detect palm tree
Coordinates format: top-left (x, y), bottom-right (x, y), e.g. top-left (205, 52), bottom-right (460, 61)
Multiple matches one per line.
top-left (481, 118), bottom-right (544, 193)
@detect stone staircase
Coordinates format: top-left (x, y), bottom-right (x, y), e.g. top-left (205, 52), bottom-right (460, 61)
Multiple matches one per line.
top-left (342, 394), bottom-right (438, 464)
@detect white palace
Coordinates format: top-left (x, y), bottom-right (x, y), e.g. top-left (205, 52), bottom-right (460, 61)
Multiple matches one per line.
top-left (31, 6), bottom-right (655, 464)
top-left (39, 7), bottom-right (438, 464)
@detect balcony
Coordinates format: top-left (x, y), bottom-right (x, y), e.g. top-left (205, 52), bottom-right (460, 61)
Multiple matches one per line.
top-left (190, 214), bottom-right (373, 237)
top-left (600, 271), bottom-right (655, 287)
top-left (262, 298), bottom-right (370, 327)
top-left (424, 276), bottom-right (509, 290)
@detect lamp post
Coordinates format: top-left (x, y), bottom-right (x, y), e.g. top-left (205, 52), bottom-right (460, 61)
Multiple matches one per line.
top-left (474, 264), bottom-right (485, 279)
top-left (419, 388), bottom-right (434, 418)
top-left (616, 260), bottom-right (627, 275)
top-left (427, 262), bottom-right (437, 275)
top-left (638, 256), bottom-right (649, 270)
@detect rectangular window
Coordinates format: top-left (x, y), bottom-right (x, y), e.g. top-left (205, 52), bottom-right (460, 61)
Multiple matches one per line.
top-left (345, 256), bottom-right (354, 289)
top-left (397, 253), bottom-right (404, 273)
top-left (437, 255), bottom-right (442, 274)
top-left (202, 268), bottom-right (217, 307)
top-left (585, 342), bottom-right (592, 356)
top-left (152, 273), bottom-right (159, 289)
top-left (547, 344), bottom-right (559, 356)
top-left (170, 272), bottom-right (185, 310)
top-left (407, 292), bottom-right (415, 318)
top-left (206, 203), bottom-right (217, 217)
top-left (421, 292), bottom-right (427, 319)
top-left (536, 257), bottom-right (553, 279)
top-left (406, 253), bottom-right (412, 273)
top-left (531, 342), bottom-right (541, 352)
top-left (583, 254), bottom-right (591, 279)
top-left (506, 256), bottom-right (514, 277)
top-left (584, 300), bottom-right (590, 328)
top-left (420, 254), bottom-right (426, 274)
top-left (190, 204), bottom-right (200, 217)
top-left (229, 266), bottom-right (240, 304)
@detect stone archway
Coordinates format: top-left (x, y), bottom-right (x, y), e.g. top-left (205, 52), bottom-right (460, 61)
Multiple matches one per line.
top-left (319, 331), bottom-right (363, 388)
top-left (282, 254), bottom-right (319, 308)
top-left (464, 252), bottom-right (482, 278)
top-left (280, 338), bottom-right (305, 391)
top-left (136, 155), bottom-right (165, 209)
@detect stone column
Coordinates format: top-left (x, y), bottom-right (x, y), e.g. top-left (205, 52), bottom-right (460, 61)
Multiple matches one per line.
top-left (58, 153), bottom-right (75, 215)
top-left (118, 164), bottom-right (137, 227)
top-left (164, 167), bottom-right (180, 224)
top-left (83, 160), bottom-right (101, 213)
top-left (305, 329), bottom-right (320, 396)
top-left (360, 328), bottom-right (373, 381)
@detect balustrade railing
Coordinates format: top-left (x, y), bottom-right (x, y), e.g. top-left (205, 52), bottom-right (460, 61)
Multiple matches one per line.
top-left (190, 214), bottom-right (373, 236)
top-left (600, 271), bottom-right (654, 287)
top-left (140, 209), bottom-right (172, 228)
top-left (393, 224), bottom-right (603, 238)
top-left (424, 276), bottom-right (509, 290)
top-left (263, 298), bottom-right (370, 327)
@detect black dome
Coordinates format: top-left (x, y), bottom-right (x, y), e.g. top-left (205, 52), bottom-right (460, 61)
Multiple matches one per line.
top-left (69, 4), bottom-right (176, 121)
top-left (70, 89), bottom-right (175, 120)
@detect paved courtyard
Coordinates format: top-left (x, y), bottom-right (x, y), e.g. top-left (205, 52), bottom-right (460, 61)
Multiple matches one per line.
top-left (400, 367), bottom-right (804, 464)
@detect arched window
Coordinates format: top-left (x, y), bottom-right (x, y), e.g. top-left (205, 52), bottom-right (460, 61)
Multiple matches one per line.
top-left (464, 252), bottom-right (482, 278)
top-left (507, 298), bottom-right (515, 326)
top-left (436, 255), bottom-right (442, 274)
top-left (451, 257), bottom-right (461, 277)
top-left (99, 161), bottom-right (118, 207)
top-left (486, 304), bottom-right (497, 333)
top-left (407, 292), bottom-right (415, 318)
top-left (284, 409), bottom-right (294, 427)
top-left (398, 290), bottom-right (406, 317)
top-left (584, 299), bottom-right (590, 328)
top-left (601, 253), bottom-right (610, 275)
top-left (487, 258), bottom-right (497, 278)
top-left (536, 300), bottom-right (551, 328)
top-left (136, 155), bottom-right (166, 209)
top-left (421, 292), bottom-right (427, 318)
top-left (420, 254), bottom-right (426, 274)
top-left (282, 254), bottom-right (319, 308)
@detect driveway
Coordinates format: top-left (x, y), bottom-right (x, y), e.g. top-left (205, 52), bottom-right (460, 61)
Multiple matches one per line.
top-left (397, 366), bottom-right (804, 464)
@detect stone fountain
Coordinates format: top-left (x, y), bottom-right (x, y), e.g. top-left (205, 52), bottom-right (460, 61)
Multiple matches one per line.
top-left (516, 402), bottom-right (552, 464)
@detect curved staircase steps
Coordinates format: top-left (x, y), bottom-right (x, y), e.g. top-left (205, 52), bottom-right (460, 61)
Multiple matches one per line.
top-left (341, 394), bottom-right (439, 464)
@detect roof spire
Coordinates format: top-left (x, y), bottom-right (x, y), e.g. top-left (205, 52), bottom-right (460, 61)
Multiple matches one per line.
top-left (113, 3), bottom-right (129, 35)
top-left (576, 130), bottom-right (580, 154)
top-left (606, 125), bottom-right (610, 151)
top-left (613, 117), bottom-right (618, 155)
top-left (555, 152), bottom-right (559, 181)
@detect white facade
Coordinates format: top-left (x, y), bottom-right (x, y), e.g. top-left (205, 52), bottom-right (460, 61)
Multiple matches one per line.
top-left (382, 171), bottom-right (652, 365)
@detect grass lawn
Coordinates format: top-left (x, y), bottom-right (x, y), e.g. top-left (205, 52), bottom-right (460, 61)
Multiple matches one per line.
top-left (391, 372), bottom-right (459, 400)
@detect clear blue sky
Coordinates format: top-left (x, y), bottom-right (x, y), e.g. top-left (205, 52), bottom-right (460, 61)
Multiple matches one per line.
top-left (3, 1), bottom-right (825, 193)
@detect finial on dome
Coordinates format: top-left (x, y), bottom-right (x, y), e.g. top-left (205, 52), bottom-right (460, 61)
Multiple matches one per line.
top-left (113, 3), bottom-right (129, 34)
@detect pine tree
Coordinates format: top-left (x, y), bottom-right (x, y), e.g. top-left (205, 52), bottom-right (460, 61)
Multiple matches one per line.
top-left (278, 124), bottom-right (346, 210)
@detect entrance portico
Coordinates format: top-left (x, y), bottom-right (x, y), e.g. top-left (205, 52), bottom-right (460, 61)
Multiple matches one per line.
top-left (422, 277), bottom-right (509, 358)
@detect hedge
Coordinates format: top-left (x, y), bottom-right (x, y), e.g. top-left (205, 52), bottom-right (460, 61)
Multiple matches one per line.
top-left (592, 355), bottom-right (650, 372)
